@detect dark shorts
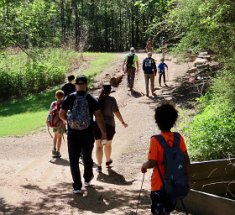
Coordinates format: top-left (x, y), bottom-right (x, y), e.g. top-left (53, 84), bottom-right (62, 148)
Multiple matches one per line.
top-left (93, 123), bottom-right (115, 141)
top-left (150, 190), bottom-right (176, 214)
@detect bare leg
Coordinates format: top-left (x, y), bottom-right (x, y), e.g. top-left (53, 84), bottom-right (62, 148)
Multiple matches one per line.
top-left (53, 132), bottom-right (57, 149)
top-left (96, 140), bottom-right (103, 166)
top-left (56, 133), bottom-right (62, 152)
top-left (104, 140), bottom-right (112, 162)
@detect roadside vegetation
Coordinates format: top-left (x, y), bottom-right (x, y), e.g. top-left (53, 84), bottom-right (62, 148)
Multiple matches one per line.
top-left (165, 0), bottom-right (235, 161)
top-left (0, 51), bottom-right (116, 136)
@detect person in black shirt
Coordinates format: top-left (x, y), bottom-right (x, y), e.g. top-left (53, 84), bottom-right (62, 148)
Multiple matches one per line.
top-left (59, 75), bottom-right (106, 194)
top-left (142, 52), bottom-right (157, 96)
top-left (61, 75), bottom-right (75, 97)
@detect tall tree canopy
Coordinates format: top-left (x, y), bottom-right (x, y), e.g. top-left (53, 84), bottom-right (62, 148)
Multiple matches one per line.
top-left (1, 0), bottom-right (234, 55)
top-left (0, 0), bottom-right (173, 51)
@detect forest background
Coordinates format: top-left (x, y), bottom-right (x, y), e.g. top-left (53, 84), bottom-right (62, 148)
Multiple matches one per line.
top-left (0, 0), bottom-right (235, 161)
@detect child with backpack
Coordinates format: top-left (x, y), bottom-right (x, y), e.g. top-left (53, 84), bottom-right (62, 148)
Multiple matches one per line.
top-left (158, 58), bottom-right (168, 87)
top-left (46, 90), bottom-right (65, 158)
top-left (141, 103), bottom-right (190, 215)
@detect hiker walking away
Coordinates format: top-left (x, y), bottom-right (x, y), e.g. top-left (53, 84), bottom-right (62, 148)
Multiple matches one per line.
top-left (161, 37), bottom-right (168, 58)
top-left (146, 38), bottom-right (153, 53)
top-left (122, 47), bottom-right (139, 91)
top-left (61, 75), bottom-right (75, 98)
top-left (142, 52), bottom-right (157, 97)
top-left (141, 103), bottom-right (190, 215)
top-left (158, 58), bottom-right (168, 87)
top-left (46, 90), bottom-right (66, 158)
top-left (59, 75), bottom-right (106, 194)
top-left (94, 84), bottom-right (128, 173)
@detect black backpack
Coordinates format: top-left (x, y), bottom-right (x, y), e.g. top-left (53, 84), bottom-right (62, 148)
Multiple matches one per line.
top-left (126, 54), bottom-right (135, 69)
top-left (154, 132), bottom-right (189, 202)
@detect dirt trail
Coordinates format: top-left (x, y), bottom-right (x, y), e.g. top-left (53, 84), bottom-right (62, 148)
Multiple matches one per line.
top-left (0, 53), bottom-right (193, 215)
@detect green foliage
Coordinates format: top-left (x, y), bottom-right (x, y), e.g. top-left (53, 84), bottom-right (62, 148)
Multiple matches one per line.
top-left (0, 0), bottom-right (60, 48)
top-left (184, 55), bottom-right (235, 161)
top-left (167, 0), bottom-right (235, 57)
top-left (0, 48), bottom-right (77, 99)
top-left (185, 103), bottom-right (235, 161)
top-left (0, 52), bottom-right (117, 137)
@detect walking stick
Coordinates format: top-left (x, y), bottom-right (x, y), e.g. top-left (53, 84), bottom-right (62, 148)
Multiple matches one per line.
top-left (135, 173), bottom-right (145, 215)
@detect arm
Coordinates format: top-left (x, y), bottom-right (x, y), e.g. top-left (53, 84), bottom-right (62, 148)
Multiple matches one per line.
top-left (46, 102), bottom-right (54, 125)
top-left (153, 60), bottom-right (157, 75)
top-left (122, 59), bottom-right (126, 72)
top-left (184, 151), bottom-right (191, 187)
top-left (141, 159), bottom-right (157, 173)
top-left (142, 60), bottom-right (145, 71)
top-left (94, 110), bottom-right (107, 140)
top-left (114, 111), bottom-right (128, 127)
top-left (136, 59), bottom-right (139, 72)
top-left (59, 108), bottom-right (68, 125)
top-left (164, 63), bottom-right (168, 70)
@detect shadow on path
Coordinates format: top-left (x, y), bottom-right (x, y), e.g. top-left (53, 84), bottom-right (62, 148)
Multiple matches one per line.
top-left (0, 181), bottom-right (149, 214)
top-left (97, 168), bottom-right (135, 185)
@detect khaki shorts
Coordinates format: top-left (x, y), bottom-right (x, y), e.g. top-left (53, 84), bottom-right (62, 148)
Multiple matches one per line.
top-left (53, 126), bottom-right (65, 134)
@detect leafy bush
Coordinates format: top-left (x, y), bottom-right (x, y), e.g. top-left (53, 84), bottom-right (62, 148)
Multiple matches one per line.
top-left (0, 48), bottom-right (78, 99)
top-left (184, 55), bottom-right (235, 161)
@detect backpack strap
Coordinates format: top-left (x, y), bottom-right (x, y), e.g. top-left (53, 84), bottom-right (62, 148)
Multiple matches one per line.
top-left (172, 132), bottom-right (180, 148)
top-left (153, 134), bottom-right (169, 186)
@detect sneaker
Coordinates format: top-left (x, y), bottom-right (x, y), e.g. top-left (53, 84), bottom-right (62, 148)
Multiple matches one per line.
top-left (106, 159), bottom-right (113, 167)
top-left (73, 189), bottom-right (85, 194)
top-left (96, 166), bottom-right (102, 173)
top-left (52, 148), bottom-right (56, 156)
top-left (54, 151), bottom-right (61, 158)
top-left (84, 175), bottom-right (94, 187)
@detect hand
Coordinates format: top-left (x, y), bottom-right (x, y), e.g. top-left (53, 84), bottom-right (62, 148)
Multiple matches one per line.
top-left (122, 121), bottom-right (128, 128)
top-left (101, 132), bottom-right (107, 141)
top-left (141, 163), bottom-right (148, 173)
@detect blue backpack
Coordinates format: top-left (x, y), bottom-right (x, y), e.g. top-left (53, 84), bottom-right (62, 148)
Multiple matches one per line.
top-left (154, 132), bottom-right (189, 202)
top-left (67, 93), bottom-right (91, 130)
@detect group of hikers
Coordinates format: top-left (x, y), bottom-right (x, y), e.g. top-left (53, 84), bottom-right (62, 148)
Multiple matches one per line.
top-left (123, 46), bottom-right (168, 97)
top-left (46, 45), bottom-right (191, 215)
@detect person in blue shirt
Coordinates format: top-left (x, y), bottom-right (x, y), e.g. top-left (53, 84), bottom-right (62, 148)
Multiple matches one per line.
top-left (142, 52), bottom-right (157, 96)
top-left (158, 58), bottom-right (168, 87)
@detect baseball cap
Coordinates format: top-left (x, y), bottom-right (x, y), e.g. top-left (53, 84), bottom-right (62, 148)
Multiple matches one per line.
top-left (75, 75), bottom-right (88, 85)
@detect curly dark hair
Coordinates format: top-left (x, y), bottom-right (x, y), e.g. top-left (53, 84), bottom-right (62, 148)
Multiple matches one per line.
top-left (154, 103), bottom-right (178, 131)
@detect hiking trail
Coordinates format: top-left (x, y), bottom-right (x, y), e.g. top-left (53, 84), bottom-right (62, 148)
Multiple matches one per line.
top-left (0, 52), bottom-right (193, 215)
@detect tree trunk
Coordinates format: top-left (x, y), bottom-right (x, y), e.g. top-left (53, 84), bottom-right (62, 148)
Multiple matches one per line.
top-left (72, 0), bottom-right (80, 51)
top-left (60, 0), bottom-right (66, 43)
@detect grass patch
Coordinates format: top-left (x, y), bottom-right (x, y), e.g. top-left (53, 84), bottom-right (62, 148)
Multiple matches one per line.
top-left (81, 52), bottom-right (115, 78)
top-left (0, 52), bottom-right (117, 137)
